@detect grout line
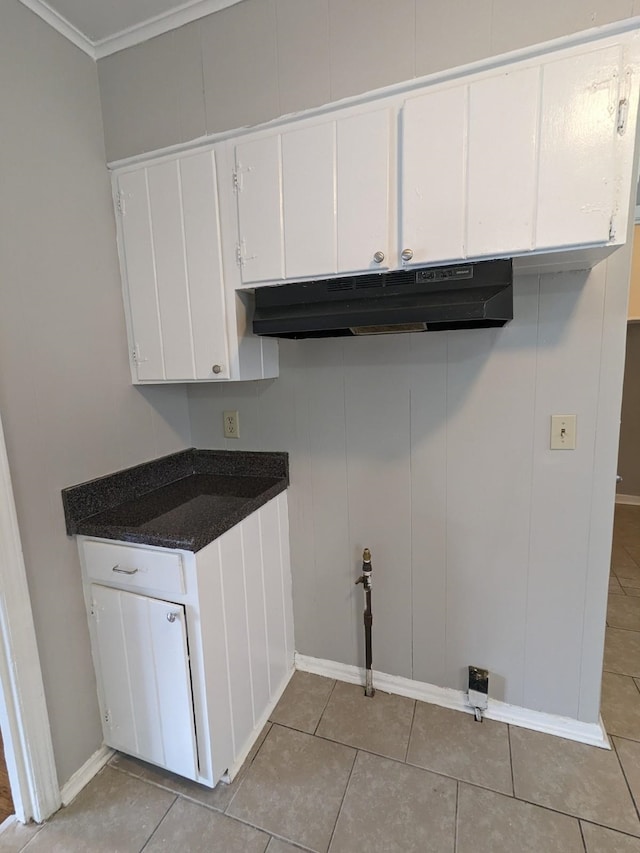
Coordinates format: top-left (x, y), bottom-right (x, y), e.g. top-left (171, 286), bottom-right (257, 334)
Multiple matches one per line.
top-left (453, 782), bottom-right (460, 852)
top-left (138, 794), bottom-right (178, 853)
top-left (313, 680), bottom-right (339, 736)
top-left (326, 748), bottom-right (358, 852)
top-left (404, 699), bottom-right (417, 763)
top-left (611, 736), bottom-right (640, 826)
top-left (507, 725), bottom-right (516, 796)
top-left (577, 820), bottom-right (587, 853)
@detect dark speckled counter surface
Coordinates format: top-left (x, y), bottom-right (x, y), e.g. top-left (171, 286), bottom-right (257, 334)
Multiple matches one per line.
top-left (62, 449), bottom-right (288, 551)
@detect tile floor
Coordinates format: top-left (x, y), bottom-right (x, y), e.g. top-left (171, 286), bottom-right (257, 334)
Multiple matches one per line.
top-left (3, 506), bottom-right (640, 852)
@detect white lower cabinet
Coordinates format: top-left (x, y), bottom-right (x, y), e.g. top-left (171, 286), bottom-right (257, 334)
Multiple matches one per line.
top-left (79, 492), bottom-right (294, 787)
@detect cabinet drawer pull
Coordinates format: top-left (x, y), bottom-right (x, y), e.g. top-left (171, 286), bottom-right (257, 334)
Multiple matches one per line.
top-left (112, 565), bottom-right (138, 575)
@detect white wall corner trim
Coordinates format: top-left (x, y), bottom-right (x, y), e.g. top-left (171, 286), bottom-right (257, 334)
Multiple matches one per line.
top-left (0, 417), bottom-right (61, 823)
top-left (60, 745), bottom-right (114, 807)
top-left (294, 654), bottom-right (610, 750)
top-left (615, 493), bottom-right (640, 506)
top-left (17, 0), bottom-right (95, 57)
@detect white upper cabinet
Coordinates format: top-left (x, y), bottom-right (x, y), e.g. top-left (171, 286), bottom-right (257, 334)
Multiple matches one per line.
top-left (536, 45), bottom-right (624, 250)
top-left (234, 107), bottom-right (392, 284)
top-left (114, 147), bottom-right (278, 383)
top-left (400, 39), bottom-right (638, 270)
top-left (234, 134), bottom-right (284, 284)
top-left (401, 86), bottom-right (467, 265)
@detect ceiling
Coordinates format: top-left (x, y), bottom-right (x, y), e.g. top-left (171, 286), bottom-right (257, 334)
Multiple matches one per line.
top-left (19, 0), bottom-right (245, 57)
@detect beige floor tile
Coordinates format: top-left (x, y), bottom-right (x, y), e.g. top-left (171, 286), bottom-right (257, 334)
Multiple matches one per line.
top-left (456, 783), bottom-right (583, 853)
top-left (269, 671), bottom-right (335, 734)
top-left (625, 544), bottom-right (640, 564)
top-left (610, 575), bottom-right (625, 595)
top-left (601, 672), bottom-right (640, 740)
top-left (406, 703), bottom-right (512, 794)
top-left (608, 596), bottom-right (640, 630)
top-left (227, 724), bottom-right (355, 852)
top-left (144, 798), bottom-right (269, 852)
top-left (624, 586), bottom-right (640, 596)
top-left (22, 767), bottom-right (175, 852)
top-left (612, 544), bottom-right (640, 572)
top-left (266, 840), bottom-right (306, 852)
top-left (614, 563), bottom-right (640, 587)
top-left (582, 822), bottom-right (640, 852)
top-left (614, 737), bottom-right (640, 812)
top-left (329, 750), bottom-right (456, 853)
top-left (0, 818), bottom-right (42, 853)
top-left (315, 681), bottom-right (414, 761)
top-left (604, 628), bottom-right (640, 676)
top-left (109, 723), bottom-right (271, 812)
top-left (510, 727), bottom-right (640, 835)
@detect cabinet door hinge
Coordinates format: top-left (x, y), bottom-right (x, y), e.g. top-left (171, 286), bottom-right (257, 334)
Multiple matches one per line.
top-left (235, 242), bottom-right (245, 267)
top-left (132, 345), bottom-right (147, 365)
top-left (609, 215), bottom-right (617, 242)
top-left (232, 167), bottom-right (242, 192)
top-left (103, 710), bottom-right (111, 725)
top-left (617, 98), bottom-right (629, 135)
top-left (115, 191), bottom-right (126, 215)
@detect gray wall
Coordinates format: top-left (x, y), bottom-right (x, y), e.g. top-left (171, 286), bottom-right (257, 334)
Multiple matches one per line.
top-left (97, 0), bottom-right (638, 724)
top-left (618, 324), bottom-right (640, 496)
top-left (0, 1), bottom-right (191, 786)
top-left (98, 0), bottom-right (639, 163)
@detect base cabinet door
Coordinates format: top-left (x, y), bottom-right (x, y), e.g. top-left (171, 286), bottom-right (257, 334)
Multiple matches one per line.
top-left (91, 584), bottom-right (199, 780)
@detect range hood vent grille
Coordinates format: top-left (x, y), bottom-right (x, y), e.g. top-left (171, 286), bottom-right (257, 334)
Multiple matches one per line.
top-left (253, 259), bottom-right (513, 339)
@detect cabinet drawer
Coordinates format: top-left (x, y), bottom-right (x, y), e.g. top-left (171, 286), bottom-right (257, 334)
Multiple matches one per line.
top-left (82, 540), bottom-right (184, 595)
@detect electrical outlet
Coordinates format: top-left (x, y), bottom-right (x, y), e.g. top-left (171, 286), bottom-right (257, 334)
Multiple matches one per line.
top-left (223, 410), bottom-right (240, 439)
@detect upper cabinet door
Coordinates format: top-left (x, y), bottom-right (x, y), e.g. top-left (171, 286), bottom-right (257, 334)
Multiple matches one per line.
top-left (116, 169), bottom-right (164, 382)
top-left (337, 109), bottom-right (391, 273)
top-left (116, 152), bottom-right (230, 382)
top-left (536, 45), bottom-right (622, 250)
top-left (467, 67), bottom-right (540, 257)
top-left (179, 151), bottom-right (230, 380)
top-left (235, 135), bottom-right (284, 284)
top-left (282, 122), bottom-right (337, 280)
top-left (401, 86), bottom-right (467, 265)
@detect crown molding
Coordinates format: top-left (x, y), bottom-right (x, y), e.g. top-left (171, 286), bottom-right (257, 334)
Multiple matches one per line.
top-left (18, 0), bottom-right (95, 58)
top-left (93, 0), bottom-right (243, 58)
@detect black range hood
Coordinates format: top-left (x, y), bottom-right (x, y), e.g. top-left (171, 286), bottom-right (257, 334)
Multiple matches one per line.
top-left (252, 259), bottom-right (513, 339)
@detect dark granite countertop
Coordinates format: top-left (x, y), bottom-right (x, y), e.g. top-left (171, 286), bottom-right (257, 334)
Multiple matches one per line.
top-left (62, 449), bottom-right (288, 551)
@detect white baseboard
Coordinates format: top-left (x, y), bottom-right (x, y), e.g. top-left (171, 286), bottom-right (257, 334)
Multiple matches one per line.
top-left (221, 664), bottom-right (295, 784)
top-left (60, 745), bottom-right (114, 806)
top-left (616, 494), bottom-right (640, 506)
top-left (295, 654), bottom-right (609, 750)
top-left (0, 815), bottom-right (16, 835)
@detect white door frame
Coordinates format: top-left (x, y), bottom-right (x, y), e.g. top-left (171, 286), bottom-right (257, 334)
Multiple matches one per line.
top-left (0, 412), bottom-right (60, 823)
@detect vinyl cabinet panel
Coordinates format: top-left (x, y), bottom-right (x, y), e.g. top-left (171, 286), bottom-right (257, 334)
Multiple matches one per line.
top-left (116, 169), bottom-right (164, 381)
top-left (91, 584), bottom-right (198, 780)
top-left (401, 86), bottom-right (467, 265)
top-left (179, 151), bottom-right (230, 379)
top-left (337, 109), bottom-right (391, 273)
top-left (536, 45), bottom-right (622, 250)
top-left (235, 134), bottom-right (284, 283)
top-left (467, 66), bottom-right (540, 256)
top-left (146, 160), bottom-right (196, 380)
top-left (283, 121), bottom-right (337, 279)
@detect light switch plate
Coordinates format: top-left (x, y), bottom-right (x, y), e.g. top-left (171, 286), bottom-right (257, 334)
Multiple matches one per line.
top-left (550, 414), bottom-right (577, 450)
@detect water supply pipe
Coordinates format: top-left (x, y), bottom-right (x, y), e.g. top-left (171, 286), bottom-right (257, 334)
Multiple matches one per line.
top-left (355, 548), bottom-right (374, 697)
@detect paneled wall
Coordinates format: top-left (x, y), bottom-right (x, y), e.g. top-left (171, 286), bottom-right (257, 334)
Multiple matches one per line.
top-left (618, 324), bottom-right (640, 496)
top-left (0, 1), bottom-right (191, 786)
top-left (97, 0), bottom-right (638, 722)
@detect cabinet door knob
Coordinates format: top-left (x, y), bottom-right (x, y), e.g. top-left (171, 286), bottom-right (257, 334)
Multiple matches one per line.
top-left (166, 612), bottom-right (179, 623)
top-left (373, 251), bottom-right (385, 264)
top-left (212, 364), bottom-right (223, 375)
top-left (401, 248), bottom-right (414, 262)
